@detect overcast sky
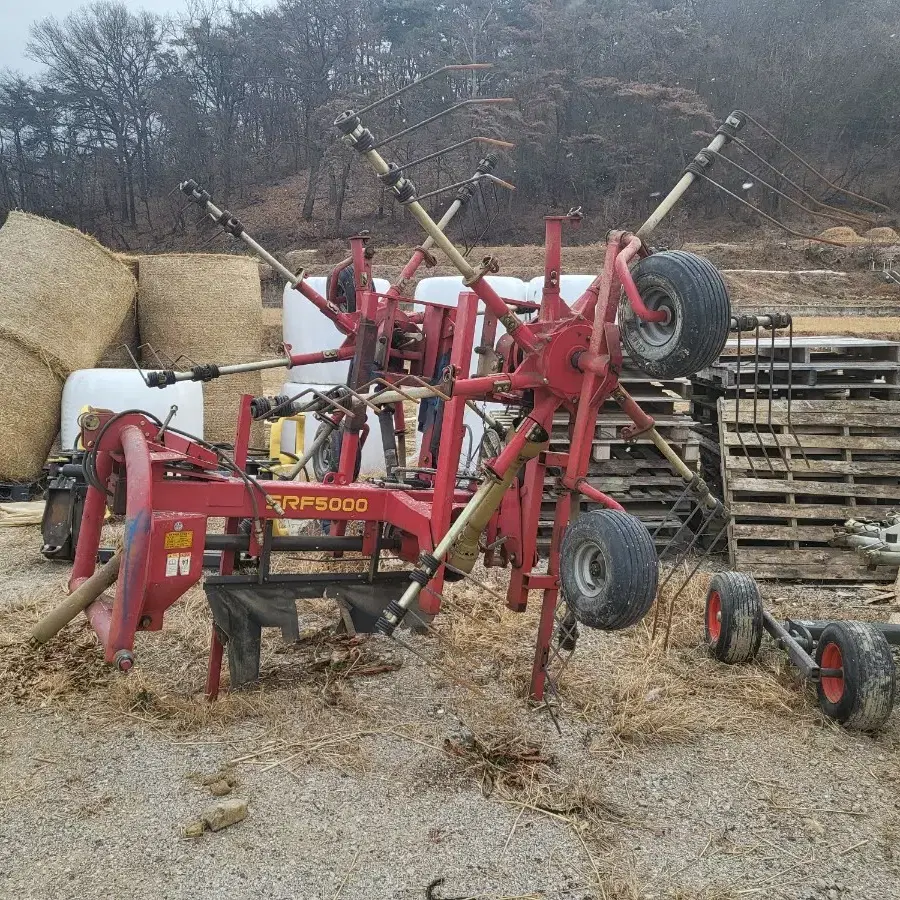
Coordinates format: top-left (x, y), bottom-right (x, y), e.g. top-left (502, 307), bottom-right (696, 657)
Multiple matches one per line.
top-left (0, 0), bottom-right (205, 75)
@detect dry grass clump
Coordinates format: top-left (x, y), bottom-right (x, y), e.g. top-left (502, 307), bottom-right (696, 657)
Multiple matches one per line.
top-left (435, 566), bottom-right (540, 690)
top-left (565, 570), bottom-right (812, 752)
top-left (431, 558), bottom-right (812, 753)
top-left (0, 527), bottom-right (401, 736)
top-left (864, 226), bottom-right (900, 243)
top-left (444, 720), bottom-right (624, 849)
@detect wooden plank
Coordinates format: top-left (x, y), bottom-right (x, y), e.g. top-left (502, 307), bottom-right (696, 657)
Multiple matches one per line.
top-left (731, 501), bottom-right (900, 520)
top-left (729, 476), bottom-right (900, 500)
top-left (721, 432), bottom-right (900, 451)
top-left (724, 456), bottom-right (900, 477)
top-left (731, 524), bottom-right (835, 542)
top-left (733, 547), bottom-right (893, 582)
top-left (720, 400), bottom-right (900, 427)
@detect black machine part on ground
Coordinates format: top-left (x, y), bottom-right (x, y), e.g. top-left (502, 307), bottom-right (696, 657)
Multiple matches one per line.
top-left (705, 573), bottom-right (899, 730)
top-left (206, 572), bottom-right (428, 688)
top-left (40, 453), bottom-right (88, 561)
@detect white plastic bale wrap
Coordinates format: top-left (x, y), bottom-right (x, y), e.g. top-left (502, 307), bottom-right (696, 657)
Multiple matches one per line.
top-left (60, 369), bottom-right (205, 449)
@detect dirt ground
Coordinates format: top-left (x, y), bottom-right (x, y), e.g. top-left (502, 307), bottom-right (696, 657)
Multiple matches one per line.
top-left (2, 520), bottom-right (900, 900)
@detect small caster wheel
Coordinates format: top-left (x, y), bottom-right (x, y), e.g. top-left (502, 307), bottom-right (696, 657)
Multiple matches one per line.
top-left (560, 510), bottom-right (658, 630)
top-left (311, 421), bottom-right (362, 483)
top-left (704, 571), bottom-right (763, 663)
top-left (815, 621), bottom-right (896, 730)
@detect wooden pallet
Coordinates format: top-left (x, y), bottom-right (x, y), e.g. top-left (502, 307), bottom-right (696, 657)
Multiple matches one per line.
top-left (719, 398), bottom-right (900, 581)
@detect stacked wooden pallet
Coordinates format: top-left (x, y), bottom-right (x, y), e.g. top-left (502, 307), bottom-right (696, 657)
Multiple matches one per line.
top-left (538, 364), bottom-right (698, 549)
top-left (691, 336), bottom-right (900, 580)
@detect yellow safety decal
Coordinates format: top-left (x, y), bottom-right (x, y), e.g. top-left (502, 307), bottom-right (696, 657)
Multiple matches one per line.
top-left (164, 530), bottom-right (194, 549)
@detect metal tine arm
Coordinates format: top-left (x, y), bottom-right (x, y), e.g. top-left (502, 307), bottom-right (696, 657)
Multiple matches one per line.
top-left (374, 99), bottom-right (515, 150)
top-left (729, 136), bottom-right (874, 228)
top-left (732, 325), bottom-right (757, 474)
top-left (765, 320), bottom-right (793, 474)
top-left (354, 64), bottom-right (493, 117)
top-left (414, 172), bottom-right (516, 204)
top-left (786, 317), bottom-right (811, 469)
top-left (695, 173), bottom-right (851, 247)
top-left (661, 515), bottom-right (732, 650)
top-left (709, 149), bottom-right (870, 228)
top-left (735, 109), bottom-right (891, 213)
top-left (398, 137), bottom-right (515, 172)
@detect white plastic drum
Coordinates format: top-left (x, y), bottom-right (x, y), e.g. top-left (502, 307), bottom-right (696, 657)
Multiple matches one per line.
top-left (61, 368), bottom-right (204, 449)
top-left (283, 276), bottom-right (390, 384)
top-left (526, 274), bottom-right (596, 306)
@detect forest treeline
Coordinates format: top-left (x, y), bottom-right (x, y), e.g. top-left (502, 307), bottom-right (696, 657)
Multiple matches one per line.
top-left (0, 0), bottom-right (898, 249)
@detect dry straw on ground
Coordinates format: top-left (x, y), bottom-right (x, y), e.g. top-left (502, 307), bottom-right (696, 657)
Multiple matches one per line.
top-left (0, 212), bottom-right (137, 480)
top-left (138, 253), bottom-right (264, 443)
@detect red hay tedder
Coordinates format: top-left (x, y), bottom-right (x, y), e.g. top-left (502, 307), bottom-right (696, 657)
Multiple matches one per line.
top-left (64, 68), bottom-right (743, 704)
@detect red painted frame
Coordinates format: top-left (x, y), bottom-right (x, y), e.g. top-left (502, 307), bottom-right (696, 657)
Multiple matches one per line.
top-left (73, 222), bottom-right (661, 702)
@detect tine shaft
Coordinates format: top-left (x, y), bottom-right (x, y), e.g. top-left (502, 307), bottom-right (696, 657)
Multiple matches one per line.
top-left (752, 324), bottom-right (775, 473)
top-left (355, 64), bottom-right (494, 117)
top-left (767, 321), bottom-right (792, 473)
top-left (733, 325), bottom-right (757, 474)
top-left (786, 317), bottom-right (811, 469)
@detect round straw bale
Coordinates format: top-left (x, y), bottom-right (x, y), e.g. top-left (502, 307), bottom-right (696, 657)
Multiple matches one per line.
top-left (0, 337), bottom-right (63, 481)
top-left (0, 212), bottom-right (137, 377)
top-left (863, 226), bottom-right (900, 243)
top-left (817, 226), bottom-right (865, 245)
top-left (97, 302), bottom-right (138, 368)
top-left (138, 253), bottom-right (264, 444)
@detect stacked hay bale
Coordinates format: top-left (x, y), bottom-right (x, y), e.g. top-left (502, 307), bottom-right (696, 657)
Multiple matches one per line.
top-left (0, 212), bottom-right (136, 481)
top-left (137, 254), bottom-right (264, 445)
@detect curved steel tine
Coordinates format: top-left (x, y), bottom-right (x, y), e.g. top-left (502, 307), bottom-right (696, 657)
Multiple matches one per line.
top-left (752, 323), bottom-right (775, 472)
top-left (734, 325), bottom-right (757, 474)
top-left (661, 512), bottom-right (732, 650)
top-left (125, 344), bottom-right (152, 386)
top-left (308, 388), bottom-right (354, 418)
top-left (400, 373), bottom-right (454, 402)
top-left (651, 481), bottom-right (693, 540)
top-left (767, 320), bottom-right (792, 473)
top-left (786, 317), bottom-right (811, 469)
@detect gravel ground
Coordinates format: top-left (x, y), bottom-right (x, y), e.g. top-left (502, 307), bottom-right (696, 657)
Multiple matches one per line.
top-left (2, 523), bottom-right (900, 899)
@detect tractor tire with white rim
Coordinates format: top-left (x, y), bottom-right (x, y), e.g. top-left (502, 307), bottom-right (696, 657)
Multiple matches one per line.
top-left (619, 250), bottom-right (731, 379)
top-left (815, 621), bottom-right (896, 730)
top-left (704, 571), bottom-right (763, 663)
top-left (560, 510), bottom-right (658, 631)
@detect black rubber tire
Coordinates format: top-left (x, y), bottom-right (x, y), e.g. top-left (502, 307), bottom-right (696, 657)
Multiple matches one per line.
top-left (704, 571), bottom-right (763, 663)
top-left (814, 621), bottom-right (896, 730)
top-left (311, 422), bottom-right (362, 482)
top-left (619, 250), bottom-right (730, 378)
top-left (326, 265), bottom-right (357, 313)
top-left (560, 510), bottom-right (658, 630)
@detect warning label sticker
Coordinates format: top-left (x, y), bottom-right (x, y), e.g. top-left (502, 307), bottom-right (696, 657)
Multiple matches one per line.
top-left (179, 553), bottom-right (192, 576)
top-left (165, 553), bottom-right (179, 577)
top-left (164, 530), bottom-right (193, 550)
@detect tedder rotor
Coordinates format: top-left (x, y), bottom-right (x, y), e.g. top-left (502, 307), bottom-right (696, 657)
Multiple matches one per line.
top-left (64, 67), bottom-right (745, 704)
